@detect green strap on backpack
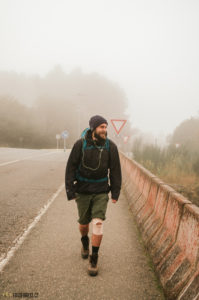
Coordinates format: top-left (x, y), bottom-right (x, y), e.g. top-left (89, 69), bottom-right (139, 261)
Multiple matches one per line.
top-left (76, 128), bottom-right (110, 182)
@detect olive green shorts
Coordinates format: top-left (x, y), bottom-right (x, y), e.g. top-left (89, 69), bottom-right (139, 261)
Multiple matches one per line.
top-left (75, 193), bottom-right (109, 225)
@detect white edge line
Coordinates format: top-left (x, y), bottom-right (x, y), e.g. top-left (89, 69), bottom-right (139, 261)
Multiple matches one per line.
top-left (0, 183), bottom-right (65, 272)
top-left (193, 293), bottom-right (199, 300)
top-left (0, 159), bottom-right (20, 167)
top-left (0, 150), bottom-right (62, 167)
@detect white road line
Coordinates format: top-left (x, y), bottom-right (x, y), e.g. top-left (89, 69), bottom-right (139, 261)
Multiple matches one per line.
top-left (0, 183), bottom-right (65, 273)
top-left (193, 293), bottom-right (199, 300)
top-left (0, 150), bottom-right (61, 167)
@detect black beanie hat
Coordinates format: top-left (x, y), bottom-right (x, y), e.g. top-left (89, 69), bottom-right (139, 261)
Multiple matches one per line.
top-left (89, 115), bottom-right (108, 131)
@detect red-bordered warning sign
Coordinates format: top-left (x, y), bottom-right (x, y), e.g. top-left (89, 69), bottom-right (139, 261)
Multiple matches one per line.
top-left (111, 119), bottom-right (127, 135)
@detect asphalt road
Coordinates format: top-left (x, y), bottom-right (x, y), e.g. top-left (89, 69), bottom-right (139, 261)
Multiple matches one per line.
top-left (0, 148), bottom-right (165, 300)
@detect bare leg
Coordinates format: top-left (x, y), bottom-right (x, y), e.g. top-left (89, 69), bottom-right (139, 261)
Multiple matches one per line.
top-left (92, 233), bottom-right (103, 247)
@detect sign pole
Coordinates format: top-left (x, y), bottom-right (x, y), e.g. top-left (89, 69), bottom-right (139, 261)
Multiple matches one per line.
top-left (61, 130), bottom-right (69, 152)
top-left (56, 134), bottom-right (61, 150)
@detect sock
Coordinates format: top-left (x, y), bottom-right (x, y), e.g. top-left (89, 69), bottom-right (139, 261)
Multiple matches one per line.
top-left (92, 246), bottom-right (99, 255)
top-left (81, 235), bottom-right (89, 249)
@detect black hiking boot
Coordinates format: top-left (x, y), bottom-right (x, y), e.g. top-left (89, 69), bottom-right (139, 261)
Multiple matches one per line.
top-left (81, 236), bottom-right (89, 259)
top-left (88, 253), bottom-right (98, 276)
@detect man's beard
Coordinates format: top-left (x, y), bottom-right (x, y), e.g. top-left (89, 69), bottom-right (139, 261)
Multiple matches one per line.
top-left (94, 131), bottom-right (107, 143)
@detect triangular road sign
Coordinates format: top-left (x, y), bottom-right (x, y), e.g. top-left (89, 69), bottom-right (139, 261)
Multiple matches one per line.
top-left (111, 119), bottom-right (127, 135)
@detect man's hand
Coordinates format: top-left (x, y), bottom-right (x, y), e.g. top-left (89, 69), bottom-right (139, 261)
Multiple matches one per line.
top-left (112, 199), bottom-right (117, 203)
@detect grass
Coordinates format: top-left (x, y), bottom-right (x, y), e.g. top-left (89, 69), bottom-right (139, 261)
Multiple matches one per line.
top-left (133, 149), bottom-right (199, 207)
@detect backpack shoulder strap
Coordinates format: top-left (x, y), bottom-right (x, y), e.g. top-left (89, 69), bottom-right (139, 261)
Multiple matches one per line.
top-left (105, 138), bottom-right (110, 151)
top-left (81, 137), bottom-right (87, 151)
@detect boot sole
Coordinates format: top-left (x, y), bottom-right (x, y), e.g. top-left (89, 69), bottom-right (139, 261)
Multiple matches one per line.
top-left (81, 253), bottom-right (89, 259)
top-left (88, 269), bottom-right (98, 276)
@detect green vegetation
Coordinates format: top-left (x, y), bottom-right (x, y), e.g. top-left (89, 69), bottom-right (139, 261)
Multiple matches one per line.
top-left (132, 117), bottom-right (199, 207)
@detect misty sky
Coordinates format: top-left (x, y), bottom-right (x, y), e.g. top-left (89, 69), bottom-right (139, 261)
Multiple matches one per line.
top-left (0, 0), bottom-right (199, 138)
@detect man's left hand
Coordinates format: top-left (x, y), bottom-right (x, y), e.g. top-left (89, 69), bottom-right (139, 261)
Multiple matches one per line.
top-left (112, 199), bottom-right (117, 203)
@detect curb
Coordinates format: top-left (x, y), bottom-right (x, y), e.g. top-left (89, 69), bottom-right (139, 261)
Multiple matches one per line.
top-left (120, 152), bottom-right (199, 300)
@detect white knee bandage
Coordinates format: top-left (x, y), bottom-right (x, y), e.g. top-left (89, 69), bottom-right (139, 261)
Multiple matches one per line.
top-left (92, 218), bottom-right (103, 235)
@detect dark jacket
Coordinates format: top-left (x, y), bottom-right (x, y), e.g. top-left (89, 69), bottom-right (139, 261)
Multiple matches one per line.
top-left (65, 129), bottom-right (122, 201)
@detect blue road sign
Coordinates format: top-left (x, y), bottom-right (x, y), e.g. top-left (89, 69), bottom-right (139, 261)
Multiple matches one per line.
top-left (61, 130), bottom-right (69, 139)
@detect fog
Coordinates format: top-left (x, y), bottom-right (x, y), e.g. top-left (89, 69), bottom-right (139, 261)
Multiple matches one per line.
top-left (0, 0), bottom-right (199, 143)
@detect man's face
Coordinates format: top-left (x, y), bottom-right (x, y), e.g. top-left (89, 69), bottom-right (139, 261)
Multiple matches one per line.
top-left (94, 123), bottom-right (107, 140)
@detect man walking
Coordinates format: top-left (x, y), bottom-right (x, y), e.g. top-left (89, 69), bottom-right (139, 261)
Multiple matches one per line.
top-left (65, 115), bottom-right (121, 276)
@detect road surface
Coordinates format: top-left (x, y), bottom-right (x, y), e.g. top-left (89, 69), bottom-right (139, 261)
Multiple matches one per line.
top-left (0, 148), bottom-right (165, 300)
